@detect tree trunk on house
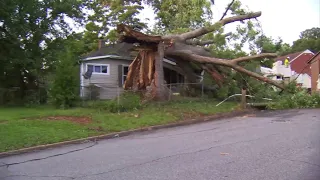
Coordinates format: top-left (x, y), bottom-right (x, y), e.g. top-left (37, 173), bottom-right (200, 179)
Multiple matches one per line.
top-left (118, 9), bottom-right (285, 100)
top-left (153, 42), bottom-right (168, 100)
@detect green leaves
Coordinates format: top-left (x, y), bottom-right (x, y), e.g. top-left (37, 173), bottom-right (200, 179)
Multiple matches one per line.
top-left (0, 0), bottom-right (87, 105)
top-left (152, 0), bottom-right (212, 34)
top-left (49, 39), bottom-right (83, 109)
top-left (291, 27), bottom-right (320, 53)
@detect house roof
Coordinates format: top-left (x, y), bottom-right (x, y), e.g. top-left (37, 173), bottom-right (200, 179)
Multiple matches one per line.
top-left (81, 42), bottom-right (177, 65)
top-left (275, 51), bottom-right (304, 63)
top-left (275, 49), bottom-right (314, 63)
top-left (83, 42), bottom-right (135, 60)
top-left (307, 51), bottom-right (320, 64)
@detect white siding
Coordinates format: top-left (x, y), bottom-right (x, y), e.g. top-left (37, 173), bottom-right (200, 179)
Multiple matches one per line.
top-left (291, 74), bottom-right (312, 88)
top-left (80, 58), bottom-right (131, 99)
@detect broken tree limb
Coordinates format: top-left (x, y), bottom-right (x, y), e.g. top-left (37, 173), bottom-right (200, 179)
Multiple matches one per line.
top-left (219, 0), bottom-right (236, 20)
top-left (186, 39), bottom-right (215, 46)
top-left (165, 49), bottom-right (284, 89)
top-left (186, 33), bottom-right (232, 46)
top-left (178, 12), bottom-right (262, 40)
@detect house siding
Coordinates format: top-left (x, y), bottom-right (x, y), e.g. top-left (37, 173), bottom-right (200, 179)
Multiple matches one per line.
top-left (290, 53), bottom-right (314, 76)
top-left (310, 56), bottom-right (320, 93)
top-left (80, 58), bottom-right (131, 99)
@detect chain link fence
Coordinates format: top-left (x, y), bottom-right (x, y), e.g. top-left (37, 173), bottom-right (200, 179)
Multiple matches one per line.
top-left (79, 82), bottom-right (212, 111)
top-left (80, 82), bottom-right (207, 101)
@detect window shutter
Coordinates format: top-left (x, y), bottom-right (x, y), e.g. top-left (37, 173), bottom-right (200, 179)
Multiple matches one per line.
top-left (118, 65), bottom-right (123, 87)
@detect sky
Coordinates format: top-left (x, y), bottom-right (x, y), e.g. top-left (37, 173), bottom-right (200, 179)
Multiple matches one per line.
top-left (137, 0), bottom-right (320, 45)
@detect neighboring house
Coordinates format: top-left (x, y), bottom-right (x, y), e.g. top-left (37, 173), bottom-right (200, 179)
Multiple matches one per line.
top-left (272, 49), bottom-right (315, 89)
top-left (307, 51), bottom-right (320, 93)
top-left (79, 41), bottom-right (185, 99)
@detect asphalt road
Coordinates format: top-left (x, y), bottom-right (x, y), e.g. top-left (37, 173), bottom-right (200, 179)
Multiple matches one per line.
top-left (1, 109), bottom-right (320, 180)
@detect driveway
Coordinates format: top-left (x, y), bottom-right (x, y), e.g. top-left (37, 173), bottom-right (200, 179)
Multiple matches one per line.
top-left (1, 109), bottom-right (320, 180)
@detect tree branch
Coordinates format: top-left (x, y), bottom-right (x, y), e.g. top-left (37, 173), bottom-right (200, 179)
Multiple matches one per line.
top-left (186, 39), bottom-right (215, 46)
top-left (219, 0), bottom-right (236, 20)
top-left (179, 11), bottom-right (262, 40)
top-left (185, 32), bottom-right (232, 46)
top-left (232, 53), bottom-right (277, 64)
top-left (165, 50), bottom-right (284, 89)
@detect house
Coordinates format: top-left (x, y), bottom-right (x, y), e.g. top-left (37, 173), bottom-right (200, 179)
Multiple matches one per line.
top-left (272, 49), bottom-right (315, 89)
top-left (79, 41), bottom-right (186, 99)
top-left (307, 51), bottom-right (320, 93)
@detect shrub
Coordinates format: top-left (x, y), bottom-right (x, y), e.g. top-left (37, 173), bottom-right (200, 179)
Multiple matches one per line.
top-left (49, 46), bottom-right (79, 109)
top-left (268, 89), bottom-right (320, 110)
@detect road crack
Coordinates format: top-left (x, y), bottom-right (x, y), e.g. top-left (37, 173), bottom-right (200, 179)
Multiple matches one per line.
top-left (0, 141), bottom-right (98, 168)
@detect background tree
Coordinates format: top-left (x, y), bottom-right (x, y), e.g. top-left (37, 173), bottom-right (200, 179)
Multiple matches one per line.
top-left (49, 37), bottom-right (84, 108)
top-left (291, 27), bottom-right (320, 53)
top-left (0, 0), bottom-right (87, 105)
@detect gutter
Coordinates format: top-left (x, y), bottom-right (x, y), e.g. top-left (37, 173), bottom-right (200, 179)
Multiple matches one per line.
top-left (81, 55), bottom-right (177, 65)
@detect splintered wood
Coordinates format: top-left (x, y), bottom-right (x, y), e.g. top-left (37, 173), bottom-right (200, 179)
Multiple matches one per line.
top-left (124, 50), bottom-right (155, 90)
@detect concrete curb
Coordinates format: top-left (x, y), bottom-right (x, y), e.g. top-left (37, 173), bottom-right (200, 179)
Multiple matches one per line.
top-left (0, 109), bottom-right (253, 158)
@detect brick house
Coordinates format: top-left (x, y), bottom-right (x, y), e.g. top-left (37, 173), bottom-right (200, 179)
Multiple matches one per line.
top-left (272, 49), bottom-right (315, 89)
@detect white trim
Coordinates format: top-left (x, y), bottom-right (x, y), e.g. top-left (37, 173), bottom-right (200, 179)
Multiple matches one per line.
top-left (80, 62), bottom-right (84, 97)
top-left (289, 49), bottom-right (314, 63)
top-left (83, 55), bottom-right (177, 66)
top-left (83, 55), bottom-right (125, 61)
top-left (86, 63), bottom-right (110, 75)
top-left (80, 63), bottom-right (84, 86)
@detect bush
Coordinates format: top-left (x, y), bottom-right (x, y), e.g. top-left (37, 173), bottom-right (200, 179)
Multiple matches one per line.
top-left (268, 89), bottom-right (320, 110)
top-left (49, 46), bottom-right (79, 109)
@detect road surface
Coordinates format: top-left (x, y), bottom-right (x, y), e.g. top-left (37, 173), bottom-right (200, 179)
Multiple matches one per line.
top-left (1, 109), bottom-right (320, 180)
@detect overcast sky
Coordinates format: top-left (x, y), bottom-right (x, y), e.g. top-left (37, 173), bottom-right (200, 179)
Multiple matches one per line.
top-left (137, 0), bottom-right (320, 45)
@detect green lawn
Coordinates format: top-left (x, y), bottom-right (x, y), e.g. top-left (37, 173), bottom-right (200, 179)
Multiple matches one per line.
top-left (0, 100), bottom-right (238, 152)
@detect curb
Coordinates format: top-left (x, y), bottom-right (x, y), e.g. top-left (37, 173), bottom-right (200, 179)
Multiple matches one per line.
top-left (0, 109), bottom-right (253, 158)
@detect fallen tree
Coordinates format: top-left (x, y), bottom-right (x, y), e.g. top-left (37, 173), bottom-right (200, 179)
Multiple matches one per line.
top-left (116, 5), bottom-right (284, 100)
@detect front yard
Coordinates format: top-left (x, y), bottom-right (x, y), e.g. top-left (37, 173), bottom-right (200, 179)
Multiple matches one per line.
top-left (0, 100), bottom-right (238, 152)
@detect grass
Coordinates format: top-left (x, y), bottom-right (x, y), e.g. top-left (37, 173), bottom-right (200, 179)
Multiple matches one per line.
top-left (0, 99), bottom-right (238, 152)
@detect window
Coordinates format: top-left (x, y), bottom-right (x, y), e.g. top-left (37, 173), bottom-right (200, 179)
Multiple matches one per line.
top-left (87, 64), bottom-right (110, 75)
top-left (122, 65), bottom-right (129, 84)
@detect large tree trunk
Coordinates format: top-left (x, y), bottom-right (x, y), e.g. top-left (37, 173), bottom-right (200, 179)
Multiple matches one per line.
top-left (154, 42), bottom-right (168, 100)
